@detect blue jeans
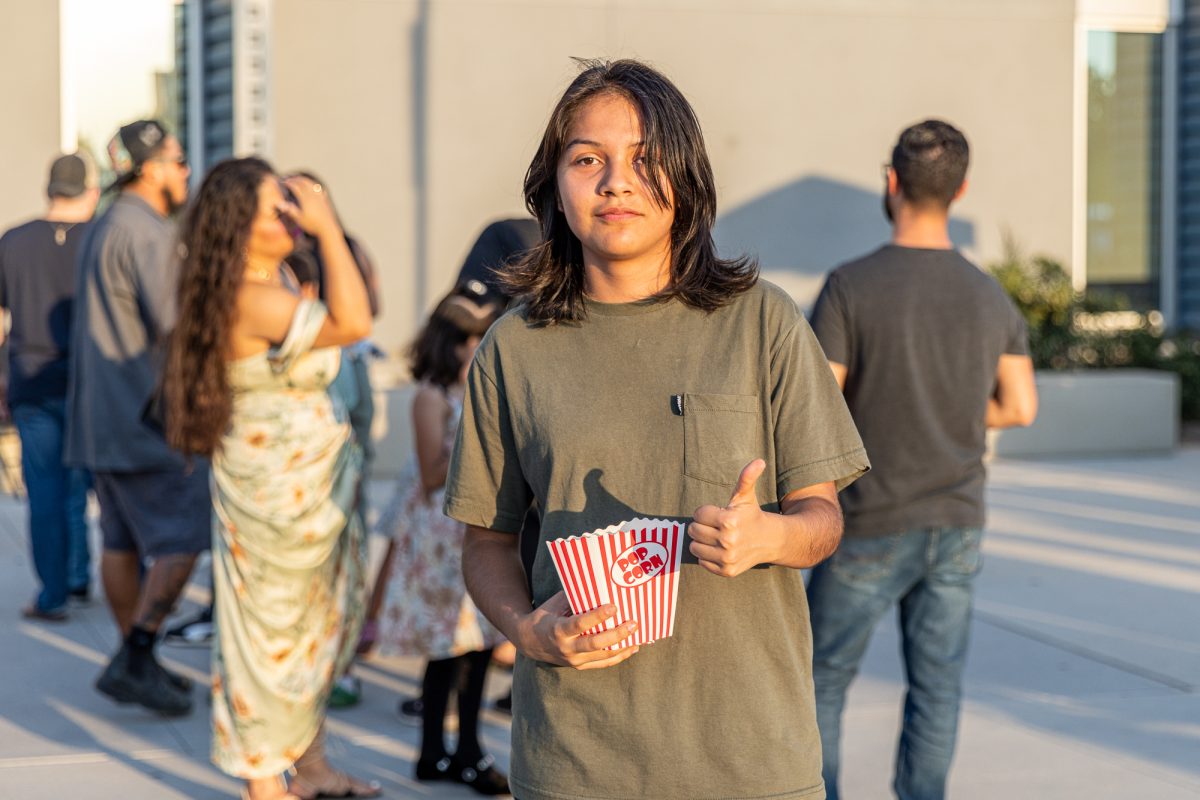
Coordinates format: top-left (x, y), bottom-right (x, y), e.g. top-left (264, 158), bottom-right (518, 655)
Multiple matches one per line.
top-left (808, 527), bottom-right (983, 800)
top-left (13, 399), bottom-right (92, 613)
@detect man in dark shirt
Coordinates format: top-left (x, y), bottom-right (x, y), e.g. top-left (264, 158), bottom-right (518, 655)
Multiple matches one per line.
top-left (0, 153), bottom-right (99, 621)
top-left (66, 120), bottom-right (205, 717)
top-left (808, 120), bottom-right (1038, 800)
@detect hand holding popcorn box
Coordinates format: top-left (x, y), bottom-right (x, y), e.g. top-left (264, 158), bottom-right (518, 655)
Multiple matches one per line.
top-left (546, 518), bottom-right (685, 649)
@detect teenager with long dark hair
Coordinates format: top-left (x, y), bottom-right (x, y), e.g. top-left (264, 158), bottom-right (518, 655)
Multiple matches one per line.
top-left (163, 158), bottom-right (380, 800)
top-left (448, 59), bottom-right (870, 799)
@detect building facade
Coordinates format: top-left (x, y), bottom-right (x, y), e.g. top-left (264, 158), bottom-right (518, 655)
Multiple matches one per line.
top-left (1, 0), bottom-right (1194, 346)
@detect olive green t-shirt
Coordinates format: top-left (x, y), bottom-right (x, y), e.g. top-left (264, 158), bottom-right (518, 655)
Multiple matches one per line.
top-left (445, 280), bottom-right (868, 800)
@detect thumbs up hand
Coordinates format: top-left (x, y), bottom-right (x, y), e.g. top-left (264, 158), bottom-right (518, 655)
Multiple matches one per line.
top-left (689, 458), bottom-right (779, 578)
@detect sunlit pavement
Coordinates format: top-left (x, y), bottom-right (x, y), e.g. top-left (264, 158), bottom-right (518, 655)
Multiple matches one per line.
top-left (0, 455), bottom-right (1197, 799)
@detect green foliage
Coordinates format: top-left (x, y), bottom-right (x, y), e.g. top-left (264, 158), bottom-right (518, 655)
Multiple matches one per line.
top-left (989, 241), bottom-right (1200, 420)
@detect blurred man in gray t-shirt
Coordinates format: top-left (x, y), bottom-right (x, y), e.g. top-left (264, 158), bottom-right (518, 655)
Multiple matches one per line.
top-left (66, 120), bottom-right (207, 718)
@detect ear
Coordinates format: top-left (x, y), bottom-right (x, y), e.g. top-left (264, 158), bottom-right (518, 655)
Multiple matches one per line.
top-left (886, 167), bottom-right (901, 198)
top-left (952, 178), bottom-right (969, 202)
top-left (139, 161), bottom-right (162, 189)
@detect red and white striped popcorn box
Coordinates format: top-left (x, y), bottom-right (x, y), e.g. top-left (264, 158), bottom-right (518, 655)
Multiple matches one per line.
top-left (546, 518), bottom-right (685, 649)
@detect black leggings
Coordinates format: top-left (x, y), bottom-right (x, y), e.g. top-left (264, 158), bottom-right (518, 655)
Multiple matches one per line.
top-left (420, 648), bottom-right (493, 764)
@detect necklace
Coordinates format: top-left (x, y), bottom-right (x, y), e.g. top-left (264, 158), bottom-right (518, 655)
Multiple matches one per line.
top-left (51, 222), bottom-right (78, 246)
top-left (245, 265), bottom-right (279, 284)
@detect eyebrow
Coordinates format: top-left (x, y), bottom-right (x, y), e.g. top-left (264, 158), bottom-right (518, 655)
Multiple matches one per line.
top-left (564, 139), bottom-right (646, 150)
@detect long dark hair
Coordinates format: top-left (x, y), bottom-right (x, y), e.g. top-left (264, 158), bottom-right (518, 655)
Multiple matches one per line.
top-left (409, 284), bottom-right (501, 388)
top-left (502, 59), bottom-right (757, 324)
top-left (164, 157), bottom-right (275, 456)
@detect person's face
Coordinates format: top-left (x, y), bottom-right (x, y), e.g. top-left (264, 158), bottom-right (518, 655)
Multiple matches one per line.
top-left (555, 93), bottom-right (675, 273)
top-left (145, 136), bottom-right (190, 212)
top-left (246, 177), bottom-right (296, 263)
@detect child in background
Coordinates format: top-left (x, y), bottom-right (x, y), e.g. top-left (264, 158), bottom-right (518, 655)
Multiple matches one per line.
top-left (375, 285), bottom-right (509, 795)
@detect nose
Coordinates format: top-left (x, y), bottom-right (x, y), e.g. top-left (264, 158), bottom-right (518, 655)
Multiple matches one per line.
top-left (597, 158), bottom-right (636, 196)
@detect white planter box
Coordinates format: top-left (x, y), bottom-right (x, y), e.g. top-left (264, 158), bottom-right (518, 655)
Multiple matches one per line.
top-left (988, 369), bottom-right (1179, 458)
top-left (368, 368), bottom-right (1181, 476)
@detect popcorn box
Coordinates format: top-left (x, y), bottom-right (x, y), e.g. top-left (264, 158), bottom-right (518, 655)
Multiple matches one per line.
top-left (547, 518), bottom-right (684, 649)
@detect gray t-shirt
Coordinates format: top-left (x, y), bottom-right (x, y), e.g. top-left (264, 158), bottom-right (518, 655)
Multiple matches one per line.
top-left (810, 244), bottom-right (1029, 538)
top-left (65, 194), bottom-right (183, 471)
top-left (445, 280), bottom-right (868, 800)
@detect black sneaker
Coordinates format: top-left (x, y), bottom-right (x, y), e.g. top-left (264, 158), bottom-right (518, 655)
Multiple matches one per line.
top-left (67, 587), bottom-right (91, 607)
top-left (398, 697), bottom-right (424, 726)
top-left (163, 607), bottom-right (213, 647)
top-left (159, 663), bottom-right (194, 693)
top-left (414, 754), bottom-right (454, 782)
top-left (95, 647), bottom-right (193, 717)
top-left (452, 754), bottom-right (510, 796)
top-left (493, 691), bottom-right (512, 714)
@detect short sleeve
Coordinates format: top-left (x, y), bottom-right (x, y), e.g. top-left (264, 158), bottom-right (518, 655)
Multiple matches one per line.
top-left (1003, 299), bottom-right (1030, 356)
top-left (443, 343), bottom-right (533, 534)
top-left (132, 225), bottom-right (178, 337)
top-left (771, 315), bottom-right (869, 495)
top-left (809, 270), bottom-right (852, 366)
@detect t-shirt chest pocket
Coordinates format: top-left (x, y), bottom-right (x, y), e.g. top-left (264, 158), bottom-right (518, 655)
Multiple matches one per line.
top-left (681, 392), bottom-right (761, 487)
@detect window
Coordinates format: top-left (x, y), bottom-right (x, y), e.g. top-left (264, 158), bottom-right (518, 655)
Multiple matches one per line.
top-left (1085, 30), bottom-right (1164, 309)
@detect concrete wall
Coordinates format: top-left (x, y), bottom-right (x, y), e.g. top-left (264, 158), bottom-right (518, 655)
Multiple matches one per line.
top-left (268, 0), bottom-right (424, 352)
top-left (0, 0), bottom-right (62, 232)
top-left (268, 0), bottom-right (1077, 358)
top-left (990, 370), bottom-right (1180, 457)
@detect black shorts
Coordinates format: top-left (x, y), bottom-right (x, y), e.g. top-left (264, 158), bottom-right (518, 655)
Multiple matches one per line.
top-left (93, 467), bottom-right (212, 558)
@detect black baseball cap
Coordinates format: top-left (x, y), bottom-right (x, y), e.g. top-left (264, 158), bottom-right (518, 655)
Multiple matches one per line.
top-left (47, 152), bottom-right (94, 198)
top-left (107, 119), bottom-right (169, 187)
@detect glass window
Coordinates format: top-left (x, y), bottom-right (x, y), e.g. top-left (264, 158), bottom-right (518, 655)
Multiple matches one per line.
top-left (1086, 30), bottom-right (1163, 309)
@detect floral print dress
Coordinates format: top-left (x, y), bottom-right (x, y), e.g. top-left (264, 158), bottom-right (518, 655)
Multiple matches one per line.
top-left (210, 300), bottom-right (365, 779)
top-left (376, 384), bottom-right (501, 660)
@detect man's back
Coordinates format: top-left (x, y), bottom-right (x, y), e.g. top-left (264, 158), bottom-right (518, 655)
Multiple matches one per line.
top-left (0, 219), bottom-right (90, 406)
top-left (811, 244), bottom-right (1027, 536)
top-left (65, 194), bottom-right (180, 471)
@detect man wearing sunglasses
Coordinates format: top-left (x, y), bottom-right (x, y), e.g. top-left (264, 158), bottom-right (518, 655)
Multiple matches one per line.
top-left (66, 119), bottom-right (207, 718)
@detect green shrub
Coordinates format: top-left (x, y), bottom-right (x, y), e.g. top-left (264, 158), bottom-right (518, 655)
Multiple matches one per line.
top-left (989, 242), bottom-right (1200, 420)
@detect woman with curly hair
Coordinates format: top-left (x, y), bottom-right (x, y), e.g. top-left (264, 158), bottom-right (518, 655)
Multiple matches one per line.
top-left (163, 157), bottom-right (380, 800)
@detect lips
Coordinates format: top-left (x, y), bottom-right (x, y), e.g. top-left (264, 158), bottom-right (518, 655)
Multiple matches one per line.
top-left (597, 208), bottom-right (642, 220)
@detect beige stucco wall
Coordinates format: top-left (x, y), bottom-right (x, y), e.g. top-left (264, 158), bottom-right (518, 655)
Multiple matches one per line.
top-left (270, 0), bottom-right (1076, 355)
top-left (268, 0), bottom-right (424, 353)
top-left (0, 0), bottom-right (62, 232)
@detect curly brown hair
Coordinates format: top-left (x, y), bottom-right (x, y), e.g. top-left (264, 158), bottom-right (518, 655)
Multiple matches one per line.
top-left (164, 157), bottom-right (275, 456)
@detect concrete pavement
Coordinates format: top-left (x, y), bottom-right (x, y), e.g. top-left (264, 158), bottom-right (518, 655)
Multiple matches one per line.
top-left (0, 452), bottom-right (1196, 799)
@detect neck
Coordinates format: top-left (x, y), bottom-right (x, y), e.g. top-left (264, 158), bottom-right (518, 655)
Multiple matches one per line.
top-left (124, 182), bottom-right (169, 217)
top-left (44, 198), bottom-right (93, 223)
top-left (244, 252), bottom-right (281, 281)
top-left (583, 246), bottom-right (672, 304)
top-left (890, 204), bottom-right (953, 250)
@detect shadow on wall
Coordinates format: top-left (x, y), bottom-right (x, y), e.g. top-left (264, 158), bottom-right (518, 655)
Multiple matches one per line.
top-left (715, 175), bottom-right (976, 310)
